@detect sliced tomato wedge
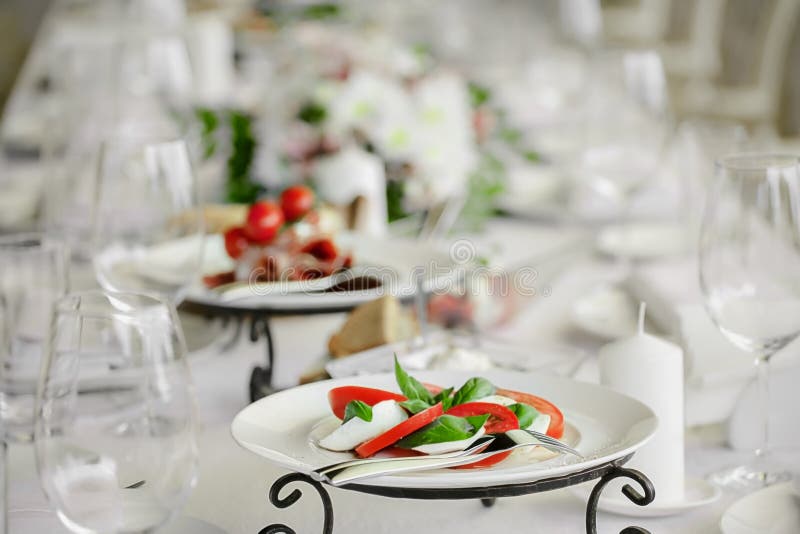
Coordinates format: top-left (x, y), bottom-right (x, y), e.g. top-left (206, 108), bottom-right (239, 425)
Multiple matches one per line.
top-left (445, 402), bottom-right (519, 434)
top-left (328, 386), bottom-right (407, 420)
top-left (495, 387), bottom-right (564, 439)
top-left (444, 402), bottom-right (519, 469)
top-left (354, 404), bottom-right (443, 458)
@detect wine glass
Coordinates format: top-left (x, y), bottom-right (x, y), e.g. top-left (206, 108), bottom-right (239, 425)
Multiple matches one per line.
top-left (699, 153), bottom-right (800, 490)
top-left (0, 234), bottom-right (69, 533)
top-left (35, 290), bottom-right (198, 533)
top-left (92, 133), bottom-right (205, 303)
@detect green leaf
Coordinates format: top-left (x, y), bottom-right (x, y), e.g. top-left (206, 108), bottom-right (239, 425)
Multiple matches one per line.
top-left (302, 3), bottom-right (340, 20)
top-left (396, 414), bottom-right (489, 448)
top-left (386, 179), bottom-right (408, 223)
top-left (507, 403), bottom-right (539, 429)
top-left (433, 387), bottom-right (454, 411)
top-left (523, 150), bottom-right (541, 163)
top-left (399, 399), bottom-right (430, 415)
top-left (343, 400), bottom-right (373, 424)
top-left (451, 377), bottom-right (495, 407)
top-left (465, 414), bottom-right (490, 431)
top-left (297, 101), bottom-right (327, 125)
top-left (468, 82), bottom-right (491, 108)
top-left (394, 356), bottom-right (435, 404)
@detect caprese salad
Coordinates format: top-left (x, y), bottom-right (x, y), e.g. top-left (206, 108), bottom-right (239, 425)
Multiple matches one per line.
top-left (203, 185), bottom-right (353, 288)
top-left (318, 357), bottom-right (565, 468)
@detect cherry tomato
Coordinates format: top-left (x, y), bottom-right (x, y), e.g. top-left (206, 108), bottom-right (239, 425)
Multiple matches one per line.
top-left (495, 388), bottom-right (564, 439)
top-left (355, 403), bottom-right (444, 458)
top-left (280, 185), bottom-right (315, 221)
top-left (445, 402), bottom-right (519, 434)
top-left (445, 402), bottom-right (519, 469)
top-left (300, 238), bottom-right (338, 262)
top-left (328, 386), bottom-right (407, 420)
top-left (202, 271), bottom-right (235, 289)
top-left (223, 226), bottom-right (249, 259)
top-left (244, 201), bottom-right (285, 244)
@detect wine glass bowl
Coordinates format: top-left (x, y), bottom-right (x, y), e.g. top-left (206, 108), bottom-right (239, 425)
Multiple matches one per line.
top-left (699, 153), bottom-right (800, 489)
top-left (92, 134), bottom-right (204, 303)
top-left (35, 290), bottom-right (198, 533)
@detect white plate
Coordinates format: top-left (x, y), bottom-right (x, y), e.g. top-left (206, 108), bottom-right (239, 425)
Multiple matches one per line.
top-left (572, 477), bottom-right (721, 518)
top-left (720, 482), bottom-right (800, 534)
top-left (231, 369), bottom-right (657, 489)
top-left (596, 223), bottom-right (688, 260)
top-left (325, 333), bottom-right (586, 379)
top-left (185, 232), bottom-right (458, 311)
top-left (571, 285), bottom-right (638, 340)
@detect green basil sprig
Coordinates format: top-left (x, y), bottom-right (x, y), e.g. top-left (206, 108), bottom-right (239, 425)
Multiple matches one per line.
top-left (451, 377), bottom-right (495, 407)
top-left (396, 414), bottom-right (490, 449)
top-left (342, 400), bottom-right (373, 424)
top-left (394, 356), bottom-right (435, 404)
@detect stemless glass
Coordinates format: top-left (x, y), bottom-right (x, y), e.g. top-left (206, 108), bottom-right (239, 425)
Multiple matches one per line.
top-left (92, 134), bottom-right (204, 303)
top-left (699, 153), bottom-right (800, 490)
top-left (0, 235), bottom-right (69, 440)
top-left (0, 235), bottom-right (69, 534)
top-left (35, 290), bottom-right (198, 533)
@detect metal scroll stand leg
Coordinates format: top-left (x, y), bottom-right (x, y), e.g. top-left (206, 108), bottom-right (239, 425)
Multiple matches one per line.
top-left (258, 465), bottom-right (655, 533)
top-left (249, 315), bottom-right (276, 402)
top-left (586, 465), bottom-right (656, 534)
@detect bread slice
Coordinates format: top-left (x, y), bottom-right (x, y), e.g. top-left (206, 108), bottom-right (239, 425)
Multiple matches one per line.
top-left (328, 295), bottom-right (418, 357)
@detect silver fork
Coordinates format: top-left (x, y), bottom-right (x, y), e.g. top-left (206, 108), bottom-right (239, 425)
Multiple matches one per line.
top-left (315, 430), bottom-right (583, 486)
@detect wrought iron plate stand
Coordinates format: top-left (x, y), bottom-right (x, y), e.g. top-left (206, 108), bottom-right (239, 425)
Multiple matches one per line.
top-left (180, 300), bottom-right (357, 401)
top-left (258, 453), bottom-right (655, 534)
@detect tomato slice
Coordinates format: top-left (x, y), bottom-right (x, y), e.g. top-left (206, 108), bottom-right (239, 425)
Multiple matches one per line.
top-left (354, 404), bottom-right (443, 458)
top-left (445, 402), bottom-right (519, 434)
top-left (495, 387), bottom-right (564, 439)
top-left (444, 402), bottom-right (519, 469)
top-left (328, 386), bottom-right (407, 420)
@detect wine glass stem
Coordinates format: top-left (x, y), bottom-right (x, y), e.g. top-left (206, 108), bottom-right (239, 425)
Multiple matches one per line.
top-left (754, 354), bottom-right (771, 461)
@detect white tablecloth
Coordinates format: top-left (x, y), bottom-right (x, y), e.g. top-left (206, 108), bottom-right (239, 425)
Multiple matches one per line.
top-left (5, 221), bottom-right (779, 534)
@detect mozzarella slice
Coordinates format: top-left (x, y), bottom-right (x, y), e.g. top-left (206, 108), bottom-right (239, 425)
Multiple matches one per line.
top-left (318, 400), bottom-right (408, 452)
top-left (475, 394), bottom-right (517, 406)
top-left (411, 428), bottom-right (486, 455)
top-left (528, 414), bottom-right (551, 434)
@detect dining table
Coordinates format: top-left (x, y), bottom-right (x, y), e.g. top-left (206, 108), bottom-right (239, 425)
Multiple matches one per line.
top-left (0, 218), bottom-right (774, 534)
top-left (2, 4), bottom-right (799, 533)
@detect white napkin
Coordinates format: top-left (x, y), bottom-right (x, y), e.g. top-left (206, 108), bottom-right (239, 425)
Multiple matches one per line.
top-left (314, 146), bottom-right (388, 237)
top-left (0, 164), bottom-right (42, 228)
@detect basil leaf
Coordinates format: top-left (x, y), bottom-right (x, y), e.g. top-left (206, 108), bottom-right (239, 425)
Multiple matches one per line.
top-left (451, 377), bottom-right (495, 407)
top-left (394, 355), bottom-right (434, 404)
top-left (507, 403), bottom-right (539, 429)
top-left (399, 399), bottom-right (430, 414)
top-left (433, 387), bottom-right (454, 411)
top-left (396, 414), bottom-right (488, 448)
top-left (465, 414), bottom-right (490, 432)
top-left (342, 400), bottom-right (373, 424)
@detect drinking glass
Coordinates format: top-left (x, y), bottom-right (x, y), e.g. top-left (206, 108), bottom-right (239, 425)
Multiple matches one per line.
top-left (92, 134), bottom-right (204, 303)
top-left (699, 153), bottom-right (800, 490)
top-left (0, 234), bottom-right (69, 533)
top-left (0, 235), bottom-right (69, 440)
top-left (35, 290), bottom-right (198, 533)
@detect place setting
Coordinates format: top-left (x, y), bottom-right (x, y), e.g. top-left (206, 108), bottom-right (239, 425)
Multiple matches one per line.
top-left (2, 1), bottom-right (800, 533)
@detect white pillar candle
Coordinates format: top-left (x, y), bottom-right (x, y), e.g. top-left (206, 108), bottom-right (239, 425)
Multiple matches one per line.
top-left (598, 304), bottom-right (685, 504)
